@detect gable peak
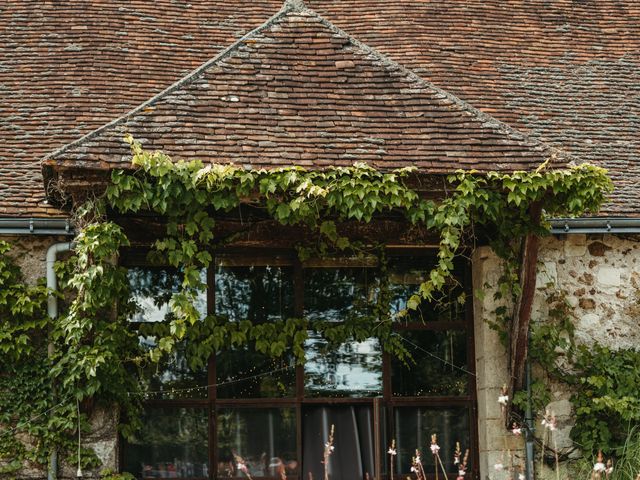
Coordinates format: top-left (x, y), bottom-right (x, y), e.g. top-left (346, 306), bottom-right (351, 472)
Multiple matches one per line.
top-left (283, 0), bottom-right (307, 12)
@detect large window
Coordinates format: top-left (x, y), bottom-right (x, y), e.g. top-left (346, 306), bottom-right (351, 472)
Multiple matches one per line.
top-left (121, 250), bottom-right (477, 480)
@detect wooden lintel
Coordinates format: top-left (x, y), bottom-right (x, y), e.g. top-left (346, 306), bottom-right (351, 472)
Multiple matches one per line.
top-left (113, 215), bottom-right (440, 249)
top-left (509, 202), bottom-right (543, 397)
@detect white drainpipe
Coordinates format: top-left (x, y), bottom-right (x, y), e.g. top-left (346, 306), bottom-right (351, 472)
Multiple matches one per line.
top-left (46, 242), bottom-right (74, 480)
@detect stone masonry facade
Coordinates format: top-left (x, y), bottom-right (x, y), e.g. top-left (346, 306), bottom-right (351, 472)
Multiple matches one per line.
top-left (473, 234), bottom-right (640, 477)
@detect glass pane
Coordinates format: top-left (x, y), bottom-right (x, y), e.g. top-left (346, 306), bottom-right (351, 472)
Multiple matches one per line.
top-left (122, 407), bottom-right (209, 478)
top-left (393, 407), bottom-right (471, 474)
top-left (304, 266), bottom-right (378, 322)
top-left (139, 336), bottom-right (207, 399)
top-left (304, 332), bottom-right (382, 397)
top-left (128, 267), bottom-right (207, 323)
top-left (392, 330), bottom-right (469, 396)
top-left (216, 349), bottom-right (295, 398)
top-left (217, 407), bottom-right (298, 478)
top-left (215, 263), bottom-right (294, 322)
top-left (303, 406), bottom-right (374, 480)
top-left (388, 256), bottom-right (465, 322)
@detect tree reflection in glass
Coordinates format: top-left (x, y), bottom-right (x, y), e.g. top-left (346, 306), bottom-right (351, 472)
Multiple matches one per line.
top-left (303, 266), bottom-right (378, 322)
top-left (216, 349), bottom-right (295, 398)
top-left (391, 330), bottom-right (468, 396)
top-left (128, 267), bottom-right (207, 323)
top-left (217, 408), bottom-right (298, 478)
top-left (215, 264), bottom-right (294, 323)
top-left (304, 332), bottom-right (382, 397)
top-left (138, 336), bottom-right (208, 399)
top-left (393, 407), bottom-right (470, 474)
top-left (123, 407), bottom-right (209, 478)
top-left (387, 256), bottom-right (465, 323)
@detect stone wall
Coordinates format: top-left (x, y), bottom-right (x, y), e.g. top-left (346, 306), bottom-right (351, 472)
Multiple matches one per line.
top-left (0, 235), bottom-right (64, 285)
top-left (473, 234), bottom-right (640, 479)
top-left (0, 235), bottom-right (118, 479)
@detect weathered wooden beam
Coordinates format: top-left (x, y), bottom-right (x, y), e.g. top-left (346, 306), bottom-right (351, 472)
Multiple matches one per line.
top-left (509, 202), bottom-right (543, 395)
top-left (113, 214), bottom-right (441, 249)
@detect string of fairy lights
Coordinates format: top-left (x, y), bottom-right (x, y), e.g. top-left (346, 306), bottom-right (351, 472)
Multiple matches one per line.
top-left (0, 331), bottom-right (472, 439)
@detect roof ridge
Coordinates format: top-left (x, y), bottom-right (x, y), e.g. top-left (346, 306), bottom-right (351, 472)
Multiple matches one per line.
top-left (43, 1), bottom-right (296, 163)
top-left (299, 5), bottom-right (565, 162)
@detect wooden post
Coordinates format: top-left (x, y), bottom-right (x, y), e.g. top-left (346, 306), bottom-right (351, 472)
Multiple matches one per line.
top-left (509, 202), bottom-right (542, 398)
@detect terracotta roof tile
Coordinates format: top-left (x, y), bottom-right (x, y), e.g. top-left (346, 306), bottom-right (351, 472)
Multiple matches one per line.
top-left (43, 4), bottom-right (551, 183)
top-left (0, 0), bottom-right (281, 216)
top-left (306, 0), bottom-right (640, 216)
top-left (2, 0), bottom-right (638, 216)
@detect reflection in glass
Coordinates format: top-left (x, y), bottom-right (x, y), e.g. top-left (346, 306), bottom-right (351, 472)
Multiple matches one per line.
top-left (394, 407), bottom-right (470, 473)
top-left (388, 256), bottom-right (464, 322)
top-left (122, 407), bottom-right (209, 478)
top-left (304, 267), bottom-right (379, 322)
top-left (303, 406), bottom-right (374, 480)
top-left (392, 330), bottom-right (468, 396)
top-left (216, 349), bottom-right (295, 398)
top-left (128, 267), bottom-right (207, 323)
top-left (139, 336), bottom-right (207, 399)
top-left (304, 332), bottom-right (382, 397)
top-left (217, 408), bottom-right (298, 478)
top-left (215, 264), bottom-right (294, 322)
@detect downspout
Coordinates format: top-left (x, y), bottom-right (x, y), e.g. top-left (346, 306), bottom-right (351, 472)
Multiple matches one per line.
top-left (524, 341), bottom-right (535, 480)
top-left (47, 242), bottom-right (74, 480)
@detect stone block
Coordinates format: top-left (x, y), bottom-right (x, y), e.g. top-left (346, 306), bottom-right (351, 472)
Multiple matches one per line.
top-left (597, 267), bottom-right (621, 287)
top-left (564, 235), bottom-right (587, 257)
top-left (536, 261), bottom-right (557, 289)
top-left (546, 399), bottom-right (572, 418)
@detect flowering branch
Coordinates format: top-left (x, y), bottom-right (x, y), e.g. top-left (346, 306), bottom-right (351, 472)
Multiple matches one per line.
top-left (431, 434), bottom-right (450, 480)
top-left (454, 442), bottom-right (469, 480)
top-left (388, 439), bottom-right (397, 480)
top-left (411, 450), bottom-right (427, 480)
top-left (323, 424), bottom-right (335, 480)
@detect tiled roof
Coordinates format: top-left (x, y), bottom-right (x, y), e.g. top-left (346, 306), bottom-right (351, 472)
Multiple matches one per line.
top-left (43, 3), bottom-right (551, 184)
top-left (0, 0), bottom-right (281, 216)
top-left (306, 0), bottom-right (640, 216)
top-left (2, 1), bottom-right (639, 216)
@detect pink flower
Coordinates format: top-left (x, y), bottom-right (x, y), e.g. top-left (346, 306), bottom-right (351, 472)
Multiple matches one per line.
top-left (494, 463), bottom-right (504, 471)
top-left (430, 443), bottom-right (440, 455)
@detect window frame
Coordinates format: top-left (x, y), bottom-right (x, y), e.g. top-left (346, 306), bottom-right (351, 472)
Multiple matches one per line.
top-left (119, 247), bottom-right (478, 480)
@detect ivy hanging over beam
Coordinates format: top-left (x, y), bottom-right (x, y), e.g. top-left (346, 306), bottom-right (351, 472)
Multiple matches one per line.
top-left (0, 136), bottom-right (612, 470)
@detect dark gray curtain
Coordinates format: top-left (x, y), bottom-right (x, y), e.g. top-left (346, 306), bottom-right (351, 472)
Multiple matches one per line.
top-left (303, 406), bottom-right (374, 480)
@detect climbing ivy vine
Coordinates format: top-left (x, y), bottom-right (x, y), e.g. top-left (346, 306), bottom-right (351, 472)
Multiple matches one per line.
top-left (0, 136), bottom-right (613, 471)
top-left (513, 290), bottom-right (640, 456)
